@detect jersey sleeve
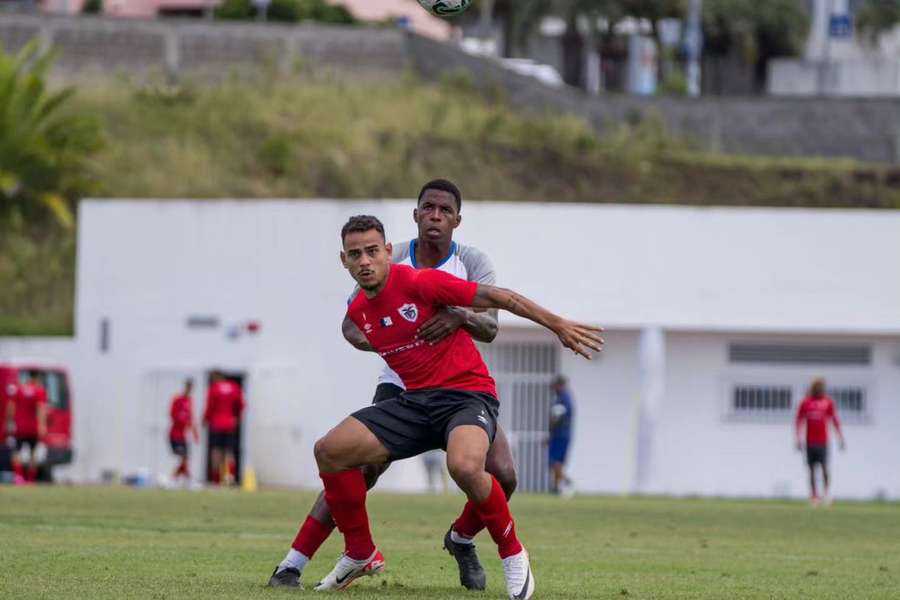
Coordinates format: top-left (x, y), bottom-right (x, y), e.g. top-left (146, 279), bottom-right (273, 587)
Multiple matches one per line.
top-left (459, 245), bottom-right (497, 286)
top-left (414, 268), bottom-right (478, 307)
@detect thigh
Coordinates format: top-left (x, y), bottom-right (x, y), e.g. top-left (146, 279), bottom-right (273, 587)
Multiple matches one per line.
top-left (351, 397), bottom-right (438, 461)
top-left (321, 414), bottom-right (392, 467)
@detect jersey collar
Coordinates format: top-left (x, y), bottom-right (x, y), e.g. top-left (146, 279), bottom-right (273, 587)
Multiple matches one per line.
top-left (409, 239), bottom-right (457, 269)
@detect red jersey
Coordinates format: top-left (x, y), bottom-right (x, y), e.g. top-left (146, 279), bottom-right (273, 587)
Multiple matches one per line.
top-left (346, 264), bottom-right (496, 397)
top-left (10, 382), bottom-right (48, 438)
top-left (795, 395), bottom-right (842, 446)
top-left (169, 394), bottom-right (193, 442)
top-left (204, 381), bottom-right (245, 433)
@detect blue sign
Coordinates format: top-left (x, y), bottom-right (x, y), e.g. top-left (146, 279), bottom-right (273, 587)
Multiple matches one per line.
top-left (829, 14), bottom-right (852, 38)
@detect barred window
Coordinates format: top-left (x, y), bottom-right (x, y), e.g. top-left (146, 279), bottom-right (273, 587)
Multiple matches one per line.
top-left (729, 385), bottom-right (793, 421)
top-left (828, 386), bottom-right (868, 422)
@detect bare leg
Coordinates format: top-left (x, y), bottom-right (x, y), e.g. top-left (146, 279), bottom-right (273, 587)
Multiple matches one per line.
top-left (821, 463), bottom-right (830, 497)
top-left (223, 449), bottom-right (236, 485)
top-left (808, 464), bottom-right (818, 500)
top-left (485, 426), bottom-right (517, 499)
top-left (210, 447), bottom-right (223, 484)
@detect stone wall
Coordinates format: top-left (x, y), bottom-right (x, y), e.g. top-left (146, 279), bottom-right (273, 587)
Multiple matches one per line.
top-left (0, 14), bottom-right (407, 78)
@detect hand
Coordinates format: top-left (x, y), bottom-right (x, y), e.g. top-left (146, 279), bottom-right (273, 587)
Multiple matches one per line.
top-left (417, 307), bottom-right (467, 345)
top-left (553, 319), bottom-right (604, 360)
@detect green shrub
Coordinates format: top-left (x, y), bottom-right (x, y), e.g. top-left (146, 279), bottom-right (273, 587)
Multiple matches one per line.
top-left (82, 0), bottom-right (102, 14)
top-left (0, 40), bottom-right (104, 227)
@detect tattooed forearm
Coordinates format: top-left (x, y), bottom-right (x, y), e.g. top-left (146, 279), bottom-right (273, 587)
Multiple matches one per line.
top-left (504, 292), bottom-right (526, 314)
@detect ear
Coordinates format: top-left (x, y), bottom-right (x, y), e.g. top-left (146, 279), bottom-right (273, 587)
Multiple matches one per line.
top-left (385, 241), bottom-right (393, 256)
top-left (413, 207), bottom-right (419, 224)
top-left (454, 212), bottom-right (462, 229)
top-left (340, 250), bottom-right (349, 269)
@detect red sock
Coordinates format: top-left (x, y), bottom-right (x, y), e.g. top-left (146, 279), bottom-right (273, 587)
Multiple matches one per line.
top-left (13, 463), bottom-right (24, 479)
top-left (292, 514), bottom-right (335, 558)
top-left (473, 476), bottom-right (522, 558)
top-left (452, 500), bottom-right (485, 538)
top-left (320, 470), bottom-right (375, 560)
top-left (27, 465), bottom-right (38, 482)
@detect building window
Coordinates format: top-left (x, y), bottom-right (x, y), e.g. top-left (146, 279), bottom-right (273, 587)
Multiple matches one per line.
top-left (828, 386), bottom-right (868, 423)
top-left (729, 385), bottom-right (793, 421)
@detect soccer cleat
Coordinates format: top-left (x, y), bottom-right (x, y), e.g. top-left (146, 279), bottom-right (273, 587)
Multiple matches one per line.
top-left (268, 566), bottom-right (302, 588)
top-left (314, 549), bottom-right (385, 591)
top-left (502, 548), bottom-right (535, 600)
top-left (443, 528), bottom-right (487, 590)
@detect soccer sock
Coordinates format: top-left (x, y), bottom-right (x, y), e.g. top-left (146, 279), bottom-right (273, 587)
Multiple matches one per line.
top-left (291, 514), bottom-right (334, 559)
top-left (452, 500), bottom-right (485, 540)
top-left (473, 476), bottom-right (523, 559)
top-left (27, 465), bottom-right (38, 482)
top-left (320, 470), bottom-right (375, 560)
top-left (278, 548), bottom-right (310, 574)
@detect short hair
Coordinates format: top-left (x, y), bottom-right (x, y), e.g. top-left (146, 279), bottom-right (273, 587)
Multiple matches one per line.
top-left (552, 375), bottom-right (567, 387)
top-left (341, 215), bottom-right (385, 243)
top-left (418, 178), bottom-right (461, 211)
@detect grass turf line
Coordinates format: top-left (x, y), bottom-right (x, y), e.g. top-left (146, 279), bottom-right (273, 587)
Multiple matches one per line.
top-left (0, 486), bottom-right (897, 599)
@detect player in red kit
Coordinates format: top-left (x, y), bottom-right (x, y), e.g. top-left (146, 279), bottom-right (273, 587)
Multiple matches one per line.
top-left (311, 216), bottom-right (603, 599)
top-left (203, 372), bottom-right (245, 486)
top-left (795, 378), bottom-right (846, 506)
top-left (5, 373), bottom-right (48, 482)
top-left (169, 379), bottom-right (199, 484)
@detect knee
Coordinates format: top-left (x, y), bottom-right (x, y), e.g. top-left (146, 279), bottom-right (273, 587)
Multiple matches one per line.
top-left (446, 455), bottom-right (483, 488)
top-left (314, 436), bottom-right (339, 471)
top-left (496, 464), bottom-right (518, 499)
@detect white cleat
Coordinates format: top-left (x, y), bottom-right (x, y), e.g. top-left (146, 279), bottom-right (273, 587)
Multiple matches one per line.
top-left (502, 548), bottom-right (535, 599)
top-left (314, 549), bottom-right (385, 592)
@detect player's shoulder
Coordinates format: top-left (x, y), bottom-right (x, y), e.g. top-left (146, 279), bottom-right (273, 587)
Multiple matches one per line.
top-left (391, 240), bottom-right (413, 264)
top-left (456, 243), bottom-right (496, 283)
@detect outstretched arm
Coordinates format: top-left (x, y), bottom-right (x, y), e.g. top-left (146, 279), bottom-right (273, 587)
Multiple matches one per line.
top-left (470, 285), bottom-right (603, 359)
top-left (342, 314), bottom-right (374, 352)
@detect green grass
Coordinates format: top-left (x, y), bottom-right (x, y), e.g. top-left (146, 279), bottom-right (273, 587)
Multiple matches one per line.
top-left (0, 486), bottom-right (898, 599)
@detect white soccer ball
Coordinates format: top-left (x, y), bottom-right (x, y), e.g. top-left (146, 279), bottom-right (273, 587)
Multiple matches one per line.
top-left (417, 0), bottom-right (472, 18)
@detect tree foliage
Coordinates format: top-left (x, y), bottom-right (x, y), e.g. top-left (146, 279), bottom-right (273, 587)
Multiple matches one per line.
top-left (0, 40), bottom-right (103, 227)
top-left (855, 0), bottom-right (900, 44)
top-left (215, 0), bottom-right (356, 24)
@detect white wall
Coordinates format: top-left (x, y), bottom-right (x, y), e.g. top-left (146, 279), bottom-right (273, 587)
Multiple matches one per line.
top-left (5, 199), bottom-right (900, 498)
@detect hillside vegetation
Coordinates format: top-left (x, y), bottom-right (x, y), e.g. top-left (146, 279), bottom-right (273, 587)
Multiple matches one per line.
top-left (4, 72), bottom-right (900, 335)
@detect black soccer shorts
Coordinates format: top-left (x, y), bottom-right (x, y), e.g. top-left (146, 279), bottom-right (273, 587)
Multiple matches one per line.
top-left (806, 444), bottom-right (828, 467)
top-left (371, 382), bottom-right (404, 405)
top-left (351, 389), bottom-right (499, 462)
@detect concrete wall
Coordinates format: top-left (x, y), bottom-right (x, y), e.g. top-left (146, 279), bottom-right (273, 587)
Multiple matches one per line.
top-left (407, 35), bottom-right (900, 163)
top-left (0, 14), bottom-right (407, 78)
top-left (769, 59), bottom-right (900, 97)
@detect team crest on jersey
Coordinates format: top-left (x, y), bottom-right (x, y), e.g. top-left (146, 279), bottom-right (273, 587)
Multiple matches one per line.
top-left (398, 303), bottom-right (419, 322)
top-left (380, 316), bottom-right (393, 327)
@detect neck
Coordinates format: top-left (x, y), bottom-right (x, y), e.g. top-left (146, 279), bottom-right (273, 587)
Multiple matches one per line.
top-left (415, 237), bottom-right (452, 268)
top-left (363, 268), bottom-right (390, 299)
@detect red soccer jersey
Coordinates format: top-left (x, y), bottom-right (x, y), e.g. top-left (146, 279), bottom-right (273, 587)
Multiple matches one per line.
top-left (11, 382), bottom-right (48, 438)
top-left (169, 394), bottom-right (193, 442)
top-left (204, 381), bottom-right (245, 433)
top-left (346, 264), bottom-right (496, 397)
top-left (795, 395), bottom-right (841, 446)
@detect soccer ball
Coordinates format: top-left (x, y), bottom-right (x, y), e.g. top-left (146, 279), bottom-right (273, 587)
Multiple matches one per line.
top-left (417, 0), bottom-right (472, 18)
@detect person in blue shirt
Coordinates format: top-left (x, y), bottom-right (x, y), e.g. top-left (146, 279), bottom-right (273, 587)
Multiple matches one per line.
top-left (548, 375), bottom-right (575, 496)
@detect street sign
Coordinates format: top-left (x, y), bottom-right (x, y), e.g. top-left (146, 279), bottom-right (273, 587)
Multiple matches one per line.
top-left (829, 14), bottom-right (852, 39)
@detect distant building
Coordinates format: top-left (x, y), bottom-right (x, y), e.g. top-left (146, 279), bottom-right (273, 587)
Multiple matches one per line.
top-left (2, 200), bottom-right (898, 501)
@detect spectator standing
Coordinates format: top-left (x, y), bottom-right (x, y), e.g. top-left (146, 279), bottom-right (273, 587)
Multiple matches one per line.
top-left (795, 378), bottom-right (845, 506)
top-left (548, 375), bottom-right (575, 497)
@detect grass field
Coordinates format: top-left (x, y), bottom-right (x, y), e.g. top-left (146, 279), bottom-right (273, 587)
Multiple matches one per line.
top-left (0, 486), bottom-right (898, 599)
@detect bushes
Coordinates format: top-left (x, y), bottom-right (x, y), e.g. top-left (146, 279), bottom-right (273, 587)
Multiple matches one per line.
top-left (0, 40), bottom-right (103, 228)
top-left (215, 0), bottom-right (356, 24)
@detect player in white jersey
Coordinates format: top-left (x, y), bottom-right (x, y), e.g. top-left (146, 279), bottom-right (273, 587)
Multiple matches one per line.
top-left (269, 179), bottom-right (516, 591)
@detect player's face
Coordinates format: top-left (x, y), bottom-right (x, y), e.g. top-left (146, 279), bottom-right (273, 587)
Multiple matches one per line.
top-left (414, 190), bottom-right (461, 244)
top-left (341, 229), bottom-right (393, 291)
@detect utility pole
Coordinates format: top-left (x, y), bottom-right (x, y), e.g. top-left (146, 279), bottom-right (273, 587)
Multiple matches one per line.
top-left (685, 0), bottom-right (703, 97)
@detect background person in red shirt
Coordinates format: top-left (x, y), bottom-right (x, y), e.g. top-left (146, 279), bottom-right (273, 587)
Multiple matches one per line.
top-left (795, 378), bottom-right (845, 506)
top-left (169, 379), bottom-right (199, 484)
top-left (203, 371), bottom-right (245, 486)
top-left (5, 372), bottom-right (48, 482)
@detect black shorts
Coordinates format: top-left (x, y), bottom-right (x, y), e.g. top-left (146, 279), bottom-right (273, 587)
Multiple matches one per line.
top-left (170, 438), bottom-right (188, 458)
top-left (806, 444), bottom-right (828, 467)
top-left (15, 437), bottom-right (38, 453)
top-left (209, 430), bottom-right (236, 451)
top-left (352, 389), bottom-right (499, 462)
top-left (372, 383), bottom-right (404, 404)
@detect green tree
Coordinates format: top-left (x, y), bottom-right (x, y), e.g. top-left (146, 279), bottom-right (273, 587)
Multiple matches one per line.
top-left (0, 40), bottom-right (103, 227)
top-left (855, 0), bottom-right (900, 44)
